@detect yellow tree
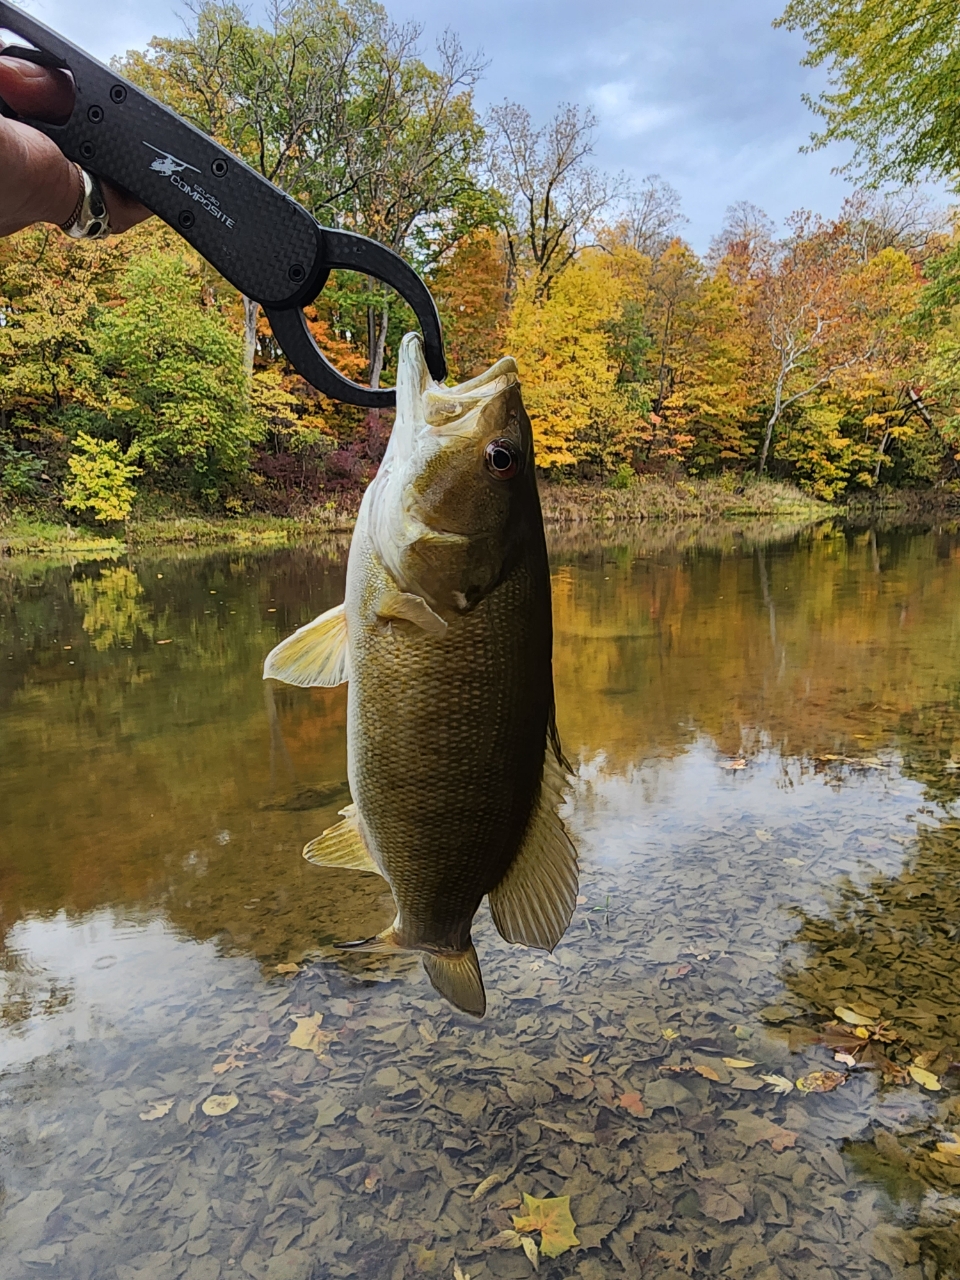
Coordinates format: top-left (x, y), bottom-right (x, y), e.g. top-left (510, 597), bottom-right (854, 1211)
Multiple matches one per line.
top-left (504, 249), bottom-right (643, 472)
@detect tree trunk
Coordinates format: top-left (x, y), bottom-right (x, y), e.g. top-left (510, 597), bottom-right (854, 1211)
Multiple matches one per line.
top-left (757, 407), bottom-right (779, 478)
top-left (368, 300), bottom-right (390, 390)
top-left (873, 430), bottom-right (891, 483)
top-left (242, 296), bottom-right (260, 374)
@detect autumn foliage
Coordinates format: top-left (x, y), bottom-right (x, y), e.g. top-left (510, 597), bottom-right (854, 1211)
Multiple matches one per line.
top-left (1, 0), bottom-right (958, 519)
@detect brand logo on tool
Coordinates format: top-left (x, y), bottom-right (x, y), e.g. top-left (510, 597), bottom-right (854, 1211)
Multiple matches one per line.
top-left (143, 143), bottom-right (236, 230)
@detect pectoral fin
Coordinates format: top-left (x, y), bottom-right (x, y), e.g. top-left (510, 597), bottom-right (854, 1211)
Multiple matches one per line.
top-left (263, 602), bottom-right (350, 686)
top-left (303, 804), bottom-right (381, 874)
top-left (377, 590), bottom-right (447, 636)
top-left (489, 730), bottom-right (578, 952)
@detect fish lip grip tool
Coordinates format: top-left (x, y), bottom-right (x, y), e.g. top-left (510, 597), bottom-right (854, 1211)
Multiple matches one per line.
top-left (0, 2), bottom-right (447, 407)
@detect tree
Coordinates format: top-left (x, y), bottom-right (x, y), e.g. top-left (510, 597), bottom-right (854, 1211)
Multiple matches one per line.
top-left (430, 228), bottom-right (510, 379)
top-left (617, 175), bottom-right (687, 259)
top-left (486, 101), bottom-right (624, 296)
top-left (120, 1), bottom-right (491, 384)
top-left (87, 249), bottom-right (256, 502)
top-left (751, 214), bottom-right (858, 475)
top-left (776, 0), bottom-right (960, 187)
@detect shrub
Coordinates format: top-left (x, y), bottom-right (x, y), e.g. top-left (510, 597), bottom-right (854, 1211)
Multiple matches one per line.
top-left (63, 432), bottom-right (141, 523)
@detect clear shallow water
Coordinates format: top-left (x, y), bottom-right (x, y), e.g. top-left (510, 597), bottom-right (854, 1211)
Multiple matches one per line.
top-left (1, 521), bottom-right (960, 1279)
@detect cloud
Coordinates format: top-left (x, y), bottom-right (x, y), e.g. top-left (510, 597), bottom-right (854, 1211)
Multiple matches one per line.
top-left (8, 0), bottom-right (942, 252)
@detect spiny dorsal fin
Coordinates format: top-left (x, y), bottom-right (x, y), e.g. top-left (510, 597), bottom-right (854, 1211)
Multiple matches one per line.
top-left (488, 733), bottom-right (578, 952)
top-left (377, 590), bottom-right (447, 636)
top-left (303, 804), bottom-right (381, 875)
top-left (263, 602), bottom-right (350, 687)
top-left (422, 945), bottom-right (486, 1016)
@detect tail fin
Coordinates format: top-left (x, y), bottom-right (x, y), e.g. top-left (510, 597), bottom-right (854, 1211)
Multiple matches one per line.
top-left (422, 945), bottom-right (486, 1017)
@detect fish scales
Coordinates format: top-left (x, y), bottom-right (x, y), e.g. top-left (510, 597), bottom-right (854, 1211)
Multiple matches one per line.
top-left (348, 535), bottom-right (552, 951)
top-left (264, 334), bottom-right (578, 1015)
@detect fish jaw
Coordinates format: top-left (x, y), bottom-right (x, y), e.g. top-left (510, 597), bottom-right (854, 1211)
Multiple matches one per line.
top-left (360, 334), bottom-right (535, 617)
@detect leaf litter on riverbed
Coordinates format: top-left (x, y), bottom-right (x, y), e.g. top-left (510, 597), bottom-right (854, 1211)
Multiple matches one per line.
top-left (2, 741), bottom-right (960, 1278)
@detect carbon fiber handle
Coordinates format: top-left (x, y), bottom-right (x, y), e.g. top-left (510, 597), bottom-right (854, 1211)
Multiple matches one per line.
top-left (0, 2), bottom-right (323, 308)
top-left (0, 1), bottom-right (448, 402)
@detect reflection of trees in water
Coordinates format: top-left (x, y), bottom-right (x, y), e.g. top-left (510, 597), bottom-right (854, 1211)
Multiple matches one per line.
top-left (779, 706), bottom-right (960, 1271)
top-left (552, 522), bottom-right (960, 769)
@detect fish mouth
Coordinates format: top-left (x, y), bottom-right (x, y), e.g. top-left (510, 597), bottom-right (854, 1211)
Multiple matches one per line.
top-left (397, 333), bottom-right (518, 440)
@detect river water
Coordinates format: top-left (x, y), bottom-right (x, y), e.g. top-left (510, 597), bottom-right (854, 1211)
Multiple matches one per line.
top-left (1, 519), bottom-right (959, 1280)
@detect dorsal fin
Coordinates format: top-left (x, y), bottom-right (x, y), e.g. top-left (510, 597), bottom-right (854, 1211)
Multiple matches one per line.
top-left (263, 602), bottom-right (350, 687)
top-left (488, 726), bottom-right (578, 952)
top-left (303, 804), bottom-right (381, 875)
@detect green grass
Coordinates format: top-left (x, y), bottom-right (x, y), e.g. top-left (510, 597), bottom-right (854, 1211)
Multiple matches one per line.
top-left (1, 478), bottom-right (834, 557)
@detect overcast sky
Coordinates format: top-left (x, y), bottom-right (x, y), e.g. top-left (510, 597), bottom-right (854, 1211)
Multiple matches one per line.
top-left (5, 0), bottom-right (909, 251)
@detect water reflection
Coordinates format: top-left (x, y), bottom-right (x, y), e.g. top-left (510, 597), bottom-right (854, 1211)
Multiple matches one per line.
top-left (1, 521), bottom-right (959, 1276)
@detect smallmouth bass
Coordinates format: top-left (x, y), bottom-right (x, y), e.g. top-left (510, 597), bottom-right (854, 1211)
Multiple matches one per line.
top-left (264, 334), bottom-right (578, 1015)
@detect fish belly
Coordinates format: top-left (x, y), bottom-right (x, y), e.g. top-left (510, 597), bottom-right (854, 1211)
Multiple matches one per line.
top-left (346, 536), bottom-right (552, 953)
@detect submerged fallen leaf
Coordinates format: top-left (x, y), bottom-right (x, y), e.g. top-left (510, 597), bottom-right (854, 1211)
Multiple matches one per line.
top-left (834, 1052), bottom-right (858, 1067)
top-left (138, 1098), bottom-right (173, 1121)
top-left (267, 1089), bottom-right (298, 1104)
top-left (835, 1007), bottom-right (873, 1026)
top-left (694, 1064), bottom-right (720, 1081)
top-left (931, 1135), bottom-right (960, 1165)
top-left (201, 1092), bottom-right (238, 1116)
top-left (760, 1073), bottom-right (794, 1094)
top-left (796, 1070), bottom-right (846, 1093)
top-left (453, 1265), bottom-right (470, 1280)
top-left (617, 1091), bottom-right (646, 1116)
top-left (288, 1012), bottom-right (334, 1056)
top-left (722, 1057), bottom-right (756, 1069)
top-left (520, 1236), bottom-right (539, 1269)
top-left (212, 1052), bottom-right (247, 1074)
top-left (909, 1065), bottom-right (942, 1091)
top-left (275, 962), bottom-right (299, 974)
top-left (471, 1172), bottom-right (505, 1202)
top-left (661, 1028), bottom-right (680, 1041)
top-left (512, 1194), bottom-right (579, 1259)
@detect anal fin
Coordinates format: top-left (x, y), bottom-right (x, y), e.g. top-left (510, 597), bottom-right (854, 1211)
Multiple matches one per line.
top-left (422, 945), bottom-right (485, 1017)
top-left (489, 731), bottom-right (578, 952)
top-left (303, 804), bottom-right (381, 875)
top-left (263, 601), bottom-right (350, 687)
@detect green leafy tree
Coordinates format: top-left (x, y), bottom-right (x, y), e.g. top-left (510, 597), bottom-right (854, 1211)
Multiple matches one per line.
top-left (88, 250), bottom-right (256, 503)
top-left (776, 0), bottom-right (960, 187)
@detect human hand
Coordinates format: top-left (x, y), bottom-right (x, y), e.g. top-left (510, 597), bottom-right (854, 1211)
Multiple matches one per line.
top-left (0, 49), bottom-right (150, 238)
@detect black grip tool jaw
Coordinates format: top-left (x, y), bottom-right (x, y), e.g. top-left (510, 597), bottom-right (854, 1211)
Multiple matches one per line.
top-left (0, 1), bottom-right (448, 407)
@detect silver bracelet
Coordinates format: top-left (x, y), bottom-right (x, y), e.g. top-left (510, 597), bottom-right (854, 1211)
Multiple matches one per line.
top-left (60, 166), bottom-right (111, 239)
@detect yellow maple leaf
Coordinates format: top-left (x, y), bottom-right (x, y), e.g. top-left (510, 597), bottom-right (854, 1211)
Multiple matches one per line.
top-left (288, 1012), bottom-right (334, 1055)
top-left (512, 1194), bottom-right (579, 1259)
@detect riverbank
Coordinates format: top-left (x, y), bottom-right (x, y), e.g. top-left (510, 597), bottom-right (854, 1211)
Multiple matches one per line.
top-left (0, 478), bottom-right (841, 556)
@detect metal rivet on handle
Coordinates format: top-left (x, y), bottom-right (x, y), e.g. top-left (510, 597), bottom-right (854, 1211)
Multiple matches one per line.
top-left (109, 85), bottom-right (127, 104)
top-left (211, 159), bottom-right (228, 178)
top-left (79, 141), bottom-right (95, 160)
top-left (87, 105), bottom-right (104, 124)
top-left (178, 211), bottom-right (196, 230)
top-left (288, 264), bottom-right (306, 283)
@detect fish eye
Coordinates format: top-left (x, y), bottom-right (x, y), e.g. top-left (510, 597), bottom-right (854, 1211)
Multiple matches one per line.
top-left (484, 438), bottom-right (520, 480)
